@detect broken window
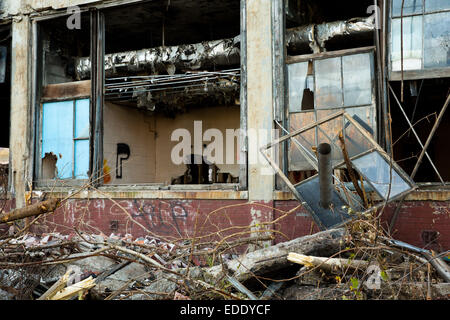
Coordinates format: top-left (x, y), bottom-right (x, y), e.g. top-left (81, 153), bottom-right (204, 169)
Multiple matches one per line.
top-left (34, 12), bottom-right (92, 184)
top-left (286, 50), bottom-right (377, 174)
top-left (261, 112), bottom-right (416, 230)
top-left (95, 1), bottom-right (242, 187)
top-left (41, 99), bottom-right (90, 179)
top-left (390, 0), bottom-right (450, 74)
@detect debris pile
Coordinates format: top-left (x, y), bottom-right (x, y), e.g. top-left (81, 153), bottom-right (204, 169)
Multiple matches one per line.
top-left (0, 212), bottom-right (448, 300)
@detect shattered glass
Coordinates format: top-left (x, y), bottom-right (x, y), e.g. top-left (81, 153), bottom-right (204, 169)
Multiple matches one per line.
top-left (352, 151), bottom-right (412, 199)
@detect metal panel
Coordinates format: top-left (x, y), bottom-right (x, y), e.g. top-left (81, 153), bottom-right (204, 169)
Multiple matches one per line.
top-left (295, 175), bottom-right (359, 230)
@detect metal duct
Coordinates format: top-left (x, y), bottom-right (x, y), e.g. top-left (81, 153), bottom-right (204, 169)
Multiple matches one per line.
top-left (75, 17), bottom-right (375, 79)
top-left (76, 37), bottom-right (241, 80)
top-left (286, 16), bottom-right (375, 53)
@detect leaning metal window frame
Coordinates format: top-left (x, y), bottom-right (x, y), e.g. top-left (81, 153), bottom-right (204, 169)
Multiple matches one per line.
top-left (285, 46), bottom-right (379, 172)
top-left (388, 0), bottom-right (450, 81)
top-left (260, 110), bottom-right (417, 229)
top-left (30, 0), bottom-right (248, 192)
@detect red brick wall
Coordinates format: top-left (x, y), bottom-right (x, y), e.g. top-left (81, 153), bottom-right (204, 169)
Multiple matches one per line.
top-left (1, 197), bottom-right (448, 251)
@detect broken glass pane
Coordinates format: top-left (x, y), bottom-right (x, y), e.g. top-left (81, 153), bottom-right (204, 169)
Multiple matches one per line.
top-left (287, 62), bottom-right (309, 113)
top-left (345, 106), bottom-right (377, 137)
top-left (343, 114), bottom-right (373, 159)
top-left (42, 101), bottom-right (74, 179)
top-left (352, 151), bottom-right (412, 199)
top-left (343, 53), bottom-right (373, 107)
top-left (391, 16), bottom-right (423, 71)
top-left (289, 112), bottom-right (317, 171)
top-left (315, 57), bottom-right (343, 109)
top-left (75, 139), bottom-right (89, 179)
top-left (317, 112), bottom-right (345, 168)
top-left (426, 0), bottom-right (450, 12)
top-left (424, 11), bottom-right (450, 68)
top-left (393, 0), bottom-right (423, 16)
top-left (75, 99), bottom-right (90, 139)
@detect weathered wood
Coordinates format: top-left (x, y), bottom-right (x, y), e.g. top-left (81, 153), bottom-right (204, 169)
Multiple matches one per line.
top-left (288, 252), bottom-right (368, 272)
top-left (0, 198), bottom-right (60, 224)
top-left (50, 276), bottom-right (96, 300)
top-left (38, 268), bottom-right (72, 300)
top-left (205, 228), bottom-right (346, 283)
top-left (41, 80), bottom-right (91, 101)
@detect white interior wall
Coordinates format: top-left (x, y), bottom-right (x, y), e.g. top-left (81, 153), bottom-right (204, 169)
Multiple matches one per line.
top-left (103, 102), bottom-right (240, 185)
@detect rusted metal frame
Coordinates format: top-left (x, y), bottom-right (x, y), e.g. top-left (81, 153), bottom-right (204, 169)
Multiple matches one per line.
top-left (262, 110), bottom-right (345, 149)
top-left (388, 1), bottom-right (450, 81)
top-left (270, 116), bottom-right (363, 209)
top-left (389, 92), bottom-right (450, 231)
top-left (90, 10), bottom-right (105, 187)
top-left (272, 0), bottom-right (287, 191)
top-left (286, 46), bottom-right (376, 65)
top-left (28, 0), bottom-right (154, 21)
top-left (343, 112), bottom-right (416, 187)
top-left (30, 20), bottom-right (41, 188)
top-left (239, 0), bottom-right (247, 191)
top-left (371, 0), bottom-right (385, 148)
top-left (381, 0), bottom-right (392, 153)
top-left (388, 83), bottom-right (444, 184)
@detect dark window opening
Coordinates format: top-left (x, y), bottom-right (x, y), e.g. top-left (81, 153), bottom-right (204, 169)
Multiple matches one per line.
top-left (389, 79), bottom-right (450, 183)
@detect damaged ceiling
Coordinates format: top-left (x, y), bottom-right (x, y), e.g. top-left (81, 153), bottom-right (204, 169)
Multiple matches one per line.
top-left (103, 0), bottom-right (241, 54)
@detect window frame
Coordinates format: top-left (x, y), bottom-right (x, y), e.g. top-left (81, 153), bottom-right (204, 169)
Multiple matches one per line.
top-left (285, 46), bottom-right (379, 172)
top-left (388, 0), bottom-right (450, 80)
top-left (30, 0), bottom-right (248, 191)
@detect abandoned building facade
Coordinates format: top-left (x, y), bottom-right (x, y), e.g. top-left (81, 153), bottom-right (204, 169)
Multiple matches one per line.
top-left (0, 0), bottom-right (449, 251)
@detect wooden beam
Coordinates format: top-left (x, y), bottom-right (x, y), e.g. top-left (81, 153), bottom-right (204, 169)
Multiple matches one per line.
top-left (41, 80), bottom-right (91, 101)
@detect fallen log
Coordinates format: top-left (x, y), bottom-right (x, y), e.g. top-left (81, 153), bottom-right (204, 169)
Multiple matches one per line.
top-left (288, 252), bottom-right (369, 273)
top-left (204, 228), bottom-right (347, 283)
top-left (0, 198), bottom-right (60, 224)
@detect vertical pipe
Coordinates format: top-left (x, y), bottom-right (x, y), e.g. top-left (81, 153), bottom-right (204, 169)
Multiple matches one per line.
top-left (318, 143), bottom-right (332, 209)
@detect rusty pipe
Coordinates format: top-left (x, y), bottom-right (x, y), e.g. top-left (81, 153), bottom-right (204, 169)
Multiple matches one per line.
top-left (318, 143), bottom-right (332, 209)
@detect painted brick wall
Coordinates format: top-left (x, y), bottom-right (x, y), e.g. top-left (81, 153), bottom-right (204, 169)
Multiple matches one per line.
top-left (1, 197), bottom-right (448, 252)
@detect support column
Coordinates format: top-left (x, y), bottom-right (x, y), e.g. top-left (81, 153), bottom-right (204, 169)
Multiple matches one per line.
top-left (247, 0), bottom-right (274, 202)
top-left (10, 16), bottom-right (31, 208)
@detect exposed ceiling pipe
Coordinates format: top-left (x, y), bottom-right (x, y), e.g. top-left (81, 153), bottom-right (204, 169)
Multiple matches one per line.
top-left (75, 16), bottom-right (375, 79)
